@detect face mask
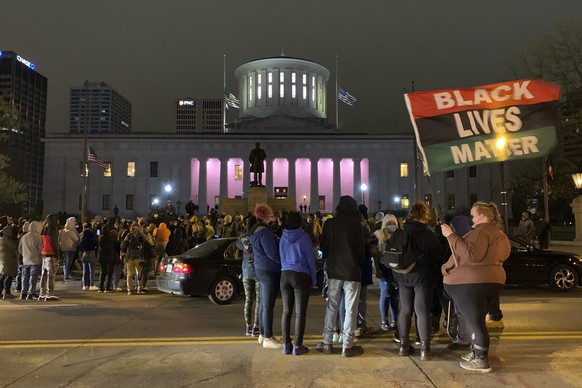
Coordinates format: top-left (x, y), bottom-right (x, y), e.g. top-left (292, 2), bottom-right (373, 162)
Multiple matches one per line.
top-left (386, 225), bottom-right (397, 233)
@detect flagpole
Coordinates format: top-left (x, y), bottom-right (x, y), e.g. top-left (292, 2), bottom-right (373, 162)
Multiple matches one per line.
top-left (223, 54), bottom-right (227, 133)
top-left (335, 55), bottom-right (339, 132)
top-left (411, 81), bottom-right (420, 201)
top-left (542, 156), bottom-right (550, 222)
top-left (81, 80), bottom-right (89, 224)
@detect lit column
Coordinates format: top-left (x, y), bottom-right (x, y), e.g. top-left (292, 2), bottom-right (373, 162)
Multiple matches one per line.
top-left (353, 158), bottom-right (361, 201)
top-left (198, 158), bottom-right (207, 214)
top-left (333, 158), bottom-right (341, 207)
top-left (242, 157), bottom-right (249, 195)
top-left (220, 158), bottom-right (228, 198)
top-left (288, 158), bottom-right (296, 201)
top-left (310, 158), bottom-right (318, 212)
top-left (265, 158), bottom-right (273, 195)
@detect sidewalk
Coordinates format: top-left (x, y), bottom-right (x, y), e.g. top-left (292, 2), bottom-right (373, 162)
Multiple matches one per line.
top-left (549, 240), bottom-right (582, 255)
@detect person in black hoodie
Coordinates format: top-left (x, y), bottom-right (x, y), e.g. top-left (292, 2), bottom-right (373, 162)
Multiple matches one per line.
top-left (392, 201), bottom-right (445, 360)
top-left (317, 195), bottom-right (366, 357)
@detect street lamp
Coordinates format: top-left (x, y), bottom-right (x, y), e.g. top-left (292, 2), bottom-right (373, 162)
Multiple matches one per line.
top-left (377, 200), bottom-right (382, 212)
top-left (360, 183), bottom-right (368, 206)
top-left (571, 173), bottom-right (582, 242)
top-left (176, 200), bottom-right (182, 215)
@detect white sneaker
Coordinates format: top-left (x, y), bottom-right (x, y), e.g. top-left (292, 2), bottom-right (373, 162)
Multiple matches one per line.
top-left (89, 285), bottom-right (99, 291)
top-left (332, 332), bottom-right (342, 343)
top-left (262, 337), bottom-right (282, 349)
top-left (115, 287), bottom-right (123, 292)
top-left (82, 286), bottom-right (88, 291)
top-left (258, 335), bottom-right (264, 345)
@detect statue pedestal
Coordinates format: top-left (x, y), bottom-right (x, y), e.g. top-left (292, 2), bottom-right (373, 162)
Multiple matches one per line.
top-left (247, 186), bottom-right (269, 213)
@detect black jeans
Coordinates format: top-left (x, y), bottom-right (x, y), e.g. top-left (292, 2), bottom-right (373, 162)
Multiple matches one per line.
top-left (0, 274), bottom-right (14, 295)
top-left (256, 268), bottom-right (281, 338)
top-left (280, 270), bottom-right (311, 345)
top-left (396, 279), bottom-right (434, 345)
top-left (445, 283), bottom-right (504, 357)
top-left (99, 259), bottom-right (114, 291)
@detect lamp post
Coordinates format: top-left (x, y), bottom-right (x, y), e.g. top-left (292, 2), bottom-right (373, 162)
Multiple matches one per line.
top-left (377, 200), bottom-right (382, 212)
top-left (176, 200), bottom-right (182, 215)
top-left (360, 183), bottom-right (368, 206)
top-left (571, 173), bottom-right (582, 242)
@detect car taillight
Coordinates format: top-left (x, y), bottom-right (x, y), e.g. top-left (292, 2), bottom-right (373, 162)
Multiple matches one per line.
top-left (173, 263), bottom-right (193, 275)
top-left (159, 263), bottom-right (165, 273)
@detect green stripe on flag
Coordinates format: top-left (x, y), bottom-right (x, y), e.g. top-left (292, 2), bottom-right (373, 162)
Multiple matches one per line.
top-left (422, 126), bottom-right (557, 173)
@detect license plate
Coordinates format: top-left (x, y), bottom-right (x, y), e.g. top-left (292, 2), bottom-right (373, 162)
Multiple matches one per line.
top-left (165, 264), bottom-right (173, 273)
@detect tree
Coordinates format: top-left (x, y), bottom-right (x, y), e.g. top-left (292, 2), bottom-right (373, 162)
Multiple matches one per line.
top-left (0, 98), bottom-right (27, 213)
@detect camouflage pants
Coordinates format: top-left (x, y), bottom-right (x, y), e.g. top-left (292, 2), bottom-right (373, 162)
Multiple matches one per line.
top-left (243, 277), bottom-right (260, 326)
top-left (40, 256), bottom-right (59, 296)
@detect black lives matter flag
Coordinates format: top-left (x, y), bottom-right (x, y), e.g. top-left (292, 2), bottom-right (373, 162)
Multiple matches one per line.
top-left (404, 79), bottom-right (560, 175)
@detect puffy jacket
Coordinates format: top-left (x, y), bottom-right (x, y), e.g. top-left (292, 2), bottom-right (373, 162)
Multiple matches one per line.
top-left (59, 217), bottom-right (79, 252)
top-left (154, 223), bottom-right (171, 244)
top-left (0, 226), bottom-right (19, 276)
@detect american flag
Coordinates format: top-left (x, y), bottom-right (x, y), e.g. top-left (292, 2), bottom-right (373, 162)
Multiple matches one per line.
top-left (88, 146), bottom-right (109, 169)
top-left (338, 87), bottom-right (357, 106)
top-left (224, 89), bottom-right (240, 109)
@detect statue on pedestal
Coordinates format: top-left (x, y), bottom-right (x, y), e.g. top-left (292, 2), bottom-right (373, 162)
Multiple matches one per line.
top-left (249, 142), bottom-right (266, 187)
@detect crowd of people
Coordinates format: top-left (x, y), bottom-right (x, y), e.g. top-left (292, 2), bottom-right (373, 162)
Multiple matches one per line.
top-left (0, 197), bottom-right (517, 373)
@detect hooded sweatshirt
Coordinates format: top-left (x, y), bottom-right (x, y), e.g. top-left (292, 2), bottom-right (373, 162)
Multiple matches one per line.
top-left (59, 217), bottom-right (80, 252)
top-left (320, 196), bottom-right (365, 282)
top-left (154, 222), bottom-right (171, 244)
top-left (279, 228), bottom-right (317, 286)
top-left (18, 221), bottom-right (43, 265)
top-left (249, 223), bottom-right (281, 272)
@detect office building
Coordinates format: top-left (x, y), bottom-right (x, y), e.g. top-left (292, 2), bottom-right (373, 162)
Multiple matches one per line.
top-left (176, 98), bottom-right (224, 134)
top-left (0, 50), bottom-right (47, 214)
top-left (69, 82), bottom-right (132, 133)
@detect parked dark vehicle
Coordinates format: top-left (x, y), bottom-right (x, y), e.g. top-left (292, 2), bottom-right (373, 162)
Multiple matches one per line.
top-left (156, 238), bottom-right (243, 304)
top-left (505, 236), bottom-right (582, 292)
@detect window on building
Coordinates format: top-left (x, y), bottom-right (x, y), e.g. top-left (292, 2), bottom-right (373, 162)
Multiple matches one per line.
top-left (470, 193), bottom-right (478, 206)
top-left (447, 194), bottom-right (455, 210)
top-left (469, 165), bottom-right (477, 177)
top-left (126, 194), bottom-right (134, 210)
top-left (103, 162), bottom-right (112, 177)
top-left (103, 194), bottom-right (111, 210)
top-left (446, 170), bottom-right (454, 178)
top-left (292, 85), bottom-right (296, 99)
top-left (268, 85), bottom-right (272, 99)
top-left (291, 72), bottom-right (296, 83)
top-left (424, 194), bottom-right (432, 208)
top-left (401, 194), bottom-right (410, 209)
top-left (150, 161), bottom-right (158, 177)
top-left (312, 75), bottom-right (316, 102)
top-left (302, 86), bottom-right (307, 100)
top-left (400, 162), bottom-right (409, 178)
top-left (127, 161), bottom-right (135, 177)
top-left (248, 75), bottom-right (253, 102)
top-left (257, 73), bottom-right (262, 100)
top-left (302, 74), bottom-right (307, 84)
top-left (268, 72), bottom-right (272, 83)
top-left (234, 165), bottom-right (243, 181)
top-left (319, 195), bottom-right (326, 211)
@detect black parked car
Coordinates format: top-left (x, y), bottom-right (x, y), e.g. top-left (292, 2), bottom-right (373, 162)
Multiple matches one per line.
top-left (505, 236), bottom-right (582, 292)
top-left (156, 237), bottom-right (243, 304)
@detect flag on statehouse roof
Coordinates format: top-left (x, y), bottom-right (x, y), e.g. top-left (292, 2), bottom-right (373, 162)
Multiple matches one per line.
top-left (338, 87), bottom-right (357, 106)
top-left (88, 146), bottom-right (109, 169)
top-left (404, 79), bottom-right (560, 176)
top-left (224, 88), bottom-right (240, 109)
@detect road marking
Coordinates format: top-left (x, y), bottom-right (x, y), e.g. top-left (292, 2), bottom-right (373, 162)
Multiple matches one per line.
top-left (0, 304), bottom-right (81, 308)
top-left (1, 333), bottom-right (582, 349)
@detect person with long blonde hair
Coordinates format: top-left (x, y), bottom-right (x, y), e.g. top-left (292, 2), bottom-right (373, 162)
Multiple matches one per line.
top-left (441, 201), bottom-right (510, 373)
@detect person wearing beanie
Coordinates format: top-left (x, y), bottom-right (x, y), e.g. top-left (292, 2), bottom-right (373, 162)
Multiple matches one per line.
top-left (279, 211), bottom-right (317, 355)
top-left (318, 195), bottom-right (366, 357)
top-left (249, 203), bottom-right (282, 349)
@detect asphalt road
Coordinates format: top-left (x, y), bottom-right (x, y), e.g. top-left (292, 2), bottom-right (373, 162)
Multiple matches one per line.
top-left (0, 278), bottom-right (581, 388)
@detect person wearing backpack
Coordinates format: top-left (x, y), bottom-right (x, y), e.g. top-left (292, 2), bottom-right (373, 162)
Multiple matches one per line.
top-left (121, 224), bottom-right (147, 295)
top-left (79, 223), bottom-right (99, 291)
top-left (392, 201), bottom-right (445, 361)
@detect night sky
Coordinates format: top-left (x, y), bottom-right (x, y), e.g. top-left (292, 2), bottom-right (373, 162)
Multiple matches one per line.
top-left (2, 1), bottom-right (580, 135)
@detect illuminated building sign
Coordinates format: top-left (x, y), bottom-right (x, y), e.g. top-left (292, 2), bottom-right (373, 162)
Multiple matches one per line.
top-left (178, 100), bottom-right (195, 106)
top-left (16, 54), bottom-right (35, 70)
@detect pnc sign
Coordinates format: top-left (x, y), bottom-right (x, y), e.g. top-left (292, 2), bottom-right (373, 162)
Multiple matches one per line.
top-left (178, 100), bottom-right (195, 106)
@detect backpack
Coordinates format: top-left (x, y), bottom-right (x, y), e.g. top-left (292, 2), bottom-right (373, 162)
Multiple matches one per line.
top-left (380, 228), bottom-right (417, 274)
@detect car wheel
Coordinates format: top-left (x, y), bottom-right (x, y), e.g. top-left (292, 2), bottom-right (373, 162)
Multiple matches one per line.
top-left (208, 276), bottom-right (237, 305)
top-left (548, 264), bottom-right (579, 292)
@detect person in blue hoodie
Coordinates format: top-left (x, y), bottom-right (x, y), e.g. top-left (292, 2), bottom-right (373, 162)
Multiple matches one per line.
top-left (279, 211), bottom-right (317, 356)
top-left (249, 203), bottom-right (282, 349)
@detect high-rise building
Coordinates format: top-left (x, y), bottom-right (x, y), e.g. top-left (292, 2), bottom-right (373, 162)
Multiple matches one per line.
top-left (175, 98), bottom-right (223, 134)
top-left (69, 82), bottom-right (132, 133)
top-left (0, 50), bottom-right (47, 214)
